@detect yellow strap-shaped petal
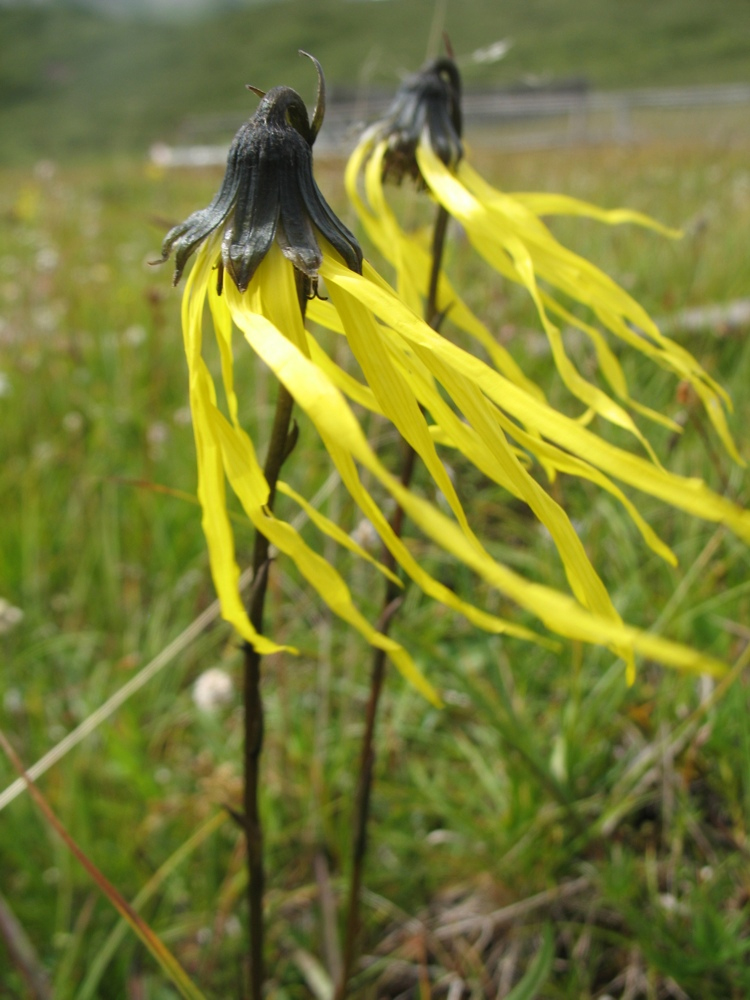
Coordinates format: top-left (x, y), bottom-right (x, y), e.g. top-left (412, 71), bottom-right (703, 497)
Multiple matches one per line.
top-left (350, 136), bottom-right (740, 466)
top-left (316, 430), bottom-right (553, 648)
top-left (419, 148), bottom-right (676, 462)
top-left (323, 256), bottom-right (750, 545)
top-left (347, 137), bottom-right (545, 399)
top-left (414, 148), bottom-right (740, 463)
top-left (223, 253), bottom-right (729, 676)
top-left (305, 331), bottom-right (382, 414)
top-left (375, 318), bottom-right (630, 615)
top-left (307, 295), bottom-right (345, 334)
top-left (187, 246), bottom-right (440, 702)
top-left (540, 292), bottom-right (680, 434)
top-left (224, 275), bottom-right (553, 649)
top-left (327, 276), bottom-right (478, 544)
top-left (182, 244), bottom-right (287, 655)
top-left (320, 270), bottom-right (730, 676)
top-left (456, 157), bottom-right (737, 415)
top-left (276, 480), bottom-right (401, 586)
top-left (506, 190), bottom-right (682, 238)
top-left (206, 390), bottom-right (441, 705)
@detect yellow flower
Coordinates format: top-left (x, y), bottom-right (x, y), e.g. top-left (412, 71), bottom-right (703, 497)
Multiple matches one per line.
top-left (346, 57), bottom-right (742, 465)
top-left (162, 57), bottom-right (749, 702)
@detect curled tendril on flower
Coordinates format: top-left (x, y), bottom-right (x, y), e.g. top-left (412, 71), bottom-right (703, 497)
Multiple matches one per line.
top-left (367, 56), bottom-right (463, 186)
top-left (158, 51), bottom-right (362, 298)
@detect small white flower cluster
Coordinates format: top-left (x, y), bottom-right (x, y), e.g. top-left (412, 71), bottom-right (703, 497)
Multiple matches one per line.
top-left (192, 667), bottom-right (234, 713)
top-left (0, 598), bottom-right (23, 635)
top-left (349, 517), bottom-right (379, 553)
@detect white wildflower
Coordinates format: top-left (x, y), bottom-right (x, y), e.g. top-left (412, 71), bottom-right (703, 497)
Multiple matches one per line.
top-left (146, 421), bottom-right (169, 459)
top-left (3, 688), bottom-right (23, 714)
top-left (62, 411), bottom-right (84, 434)
top-left (349, 518), bottom-right (379, 553)
top-left (35, 248), bottom-right (59, 273)
top-left (192, 667), bottom-right (234, 713)
top-left (0, 598), bottom-right (23, 635)
top-left (172, 405), bottom-right (192, 427)
top-left (124, 324), bottom-right (147, 347)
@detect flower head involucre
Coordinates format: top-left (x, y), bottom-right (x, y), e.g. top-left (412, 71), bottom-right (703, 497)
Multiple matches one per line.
top-left (369, 57), bottom-right (463, 186)
top-left (159, 53), bottom-right (361, 296)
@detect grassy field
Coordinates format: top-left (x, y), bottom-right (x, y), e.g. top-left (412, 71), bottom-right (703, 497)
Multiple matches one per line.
top-left (2, 0), bottom-right (750, 163)
top-left (2, 120), bottom-right (750, 997)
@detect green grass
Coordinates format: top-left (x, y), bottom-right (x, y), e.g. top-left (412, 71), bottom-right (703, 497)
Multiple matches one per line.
top-left (2, 123), bottom-right (750, 997)
top-left (2, 0), bottom-right (750, 163)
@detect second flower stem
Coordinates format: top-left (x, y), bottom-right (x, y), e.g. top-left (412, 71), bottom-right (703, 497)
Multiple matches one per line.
top-left (426, 205), bottom-right (450, 327)
top-left (336, 204), bottom-right (450, 997)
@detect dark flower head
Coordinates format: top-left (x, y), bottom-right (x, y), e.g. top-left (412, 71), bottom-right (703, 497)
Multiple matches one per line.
top-left (373, 56), bottom-right (463, 186)
top-left (159, 52), bottom-right (362, 295)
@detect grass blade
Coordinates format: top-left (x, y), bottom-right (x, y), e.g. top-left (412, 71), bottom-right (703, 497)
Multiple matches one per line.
top-left (0, 727), bottom-right (209, 1000)
top-left (505, 925), bottom-right (554, 1000)
top-left (77, 810), bottom-right (227, 1000)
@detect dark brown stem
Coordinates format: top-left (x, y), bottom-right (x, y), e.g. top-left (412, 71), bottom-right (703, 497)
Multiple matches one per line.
top-left (244, 277), bottom-right (305, 1000)
top-left (426, 205), bottom-right (450, 328)
top-left (335, 205), bottom-right (449, 998)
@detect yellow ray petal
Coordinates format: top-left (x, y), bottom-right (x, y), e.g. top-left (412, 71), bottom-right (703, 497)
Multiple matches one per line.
top-left (184, 252), bottom-right (438, 701)
top-left (205, 391), bottom-right (441, 705)
top-left (324, 260), bottom-right (635, 672)
top-left (322, 256), bottom-right (750, 545)
top-left (379, 466), bottom-right (725, 678)
top-left (413, 146), bottom-right (740, 463)
top-left (307, 295), bottom-right (345, 334)
top-left (317, 430), bottom-right (553, 648)
top-left (276, 479), bottom-right (401, 586)
top-left (318, 316), bottom-right (724, 676)
top-left (347, 138), bottom-right (545, 399)
top-left (457, 156), bottom-right (734, 421)
top-left (182, 245), bottom-right (288, 655)
top-left (508, 191), bottom-right (682, 239)
top-left (304, 331), bottom-right (382, 414)
top-left (224, 254), bottom-right (730, 676)
top-left (540, 292), bottom-right (680, 434)
top-left (488, 403), bottom-right (677, 566)
top-left (427, 421), bottom-right (533, 469)
top-left (374, 316), bottom-right (632, 613)
top-left (327, 276), bottom-right (478, 543)
top-left (417, 149), bottom-right (677, 459)
top-left (224, 275), bottom-right (553, 648)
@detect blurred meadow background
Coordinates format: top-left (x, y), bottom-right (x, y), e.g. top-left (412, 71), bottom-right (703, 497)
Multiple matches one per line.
top-left (2, 0), bottom-right (750, 997)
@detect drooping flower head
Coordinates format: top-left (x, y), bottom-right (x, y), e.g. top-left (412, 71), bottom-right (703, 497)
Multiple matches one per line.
top-left (347, 55), bottom-right (743, 465)
top-left (160, 52), bottom-right (361, 297)
top-left (160, 54), bottom-right (750, 702)
top-left (372, 56), bottom-right (463, 186)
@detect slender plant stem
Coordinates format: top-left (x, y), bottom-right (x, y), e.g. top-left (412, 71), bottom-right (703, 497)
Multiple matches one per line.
top-left (335, 204), bottom-right (450, 999)
top-left (244, 277), bottom-right (306, 1000)
top-left (426, 205), bottom-right (450, 327)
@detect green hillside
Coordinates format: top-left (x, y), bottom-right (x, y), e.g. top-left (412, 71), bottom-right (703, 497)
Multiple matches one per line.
top-left (1, 0), bottom-right (749, 163)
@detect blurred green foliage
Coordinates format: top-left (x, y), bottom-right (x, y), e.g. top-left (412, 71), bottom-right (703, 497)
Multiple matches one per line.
top-left (1, 130), bottom-right (750, 995)
top-left (1, 0), bottom-right (750, 164)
